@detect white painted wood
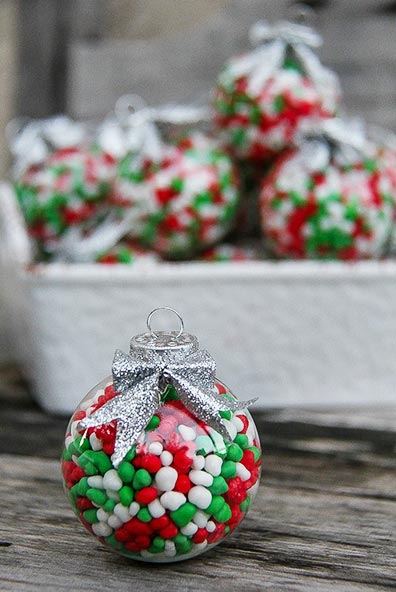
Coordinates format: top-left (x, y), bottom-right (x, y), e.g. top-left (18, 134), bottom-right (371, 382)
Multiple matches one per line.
top-left (1, 183), bottom-right (396, 413)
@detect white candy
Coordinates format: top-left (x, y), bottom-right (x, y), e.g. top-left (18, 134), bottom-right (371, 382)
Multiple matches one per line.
top-left (192, 456), bottom-right (205, 470)
top-left (114, 503), bottom-right (131, 522)
top-left (189, 470), bottom-right (213, 487)
top-left (129, 501), bottom-right (140, 517)
top-left (193, 540), bottom-right (208, 552)
top-left (222, 419), bottom-right (237, 440)
top-left (204, 455), bottom-right (223, 476)
top-left (160, 451), bottom-right (173, 467)
top-left (193, 510), bottom-right (209, 528)
top-left (236, 462), bottom-right (251, 482)
top-left (155, 466), bottom-right (178, 492)
top-left (96, 508), bottom-right (110, 522)
top-left (106, 490), bottom-right (120, 502)
top-left (206, 520), bottom-right (216, 533)
top-left (231, 415), bottom-right (244, 433)
top-left (188, 486), bottom-right (212, 510)
top-left (92, 522), bottom-right (112, 537)
top-left (178, 424), bottom-right (196, 441)
top-left (107, 515), bottom-right (123, 529)
top-left (89, 433), bottom-right (103, 451)
top-left (164, 541), bottom-right (176, 557)
top-left (148, 499), bottom-right (165, 518)
top-left (160, 491), bottom-right (186, 511)
top-left (148, 442), bottom-right (163, 456)
top-left (181, 522), bottom-right (198, 536)
top-left (87, 475), bottom-right (104, 489)
top-left (70, 420), bottom-right (80, 438)
top-left (103, 469), bottom-right (123, 492)
top-left (72, 455), bottom-right (79, 465)
top-left (64, 435), bottom-right (74, 449)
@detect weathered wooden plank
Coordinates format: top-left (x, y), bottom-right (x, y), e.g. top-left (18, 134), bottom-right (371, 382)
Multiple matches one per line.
top-left (0, 453), bottom-right (395, 591)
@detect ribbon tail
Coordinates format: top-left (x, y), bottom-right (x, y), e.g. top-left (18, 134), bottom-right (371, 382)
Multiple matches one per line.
top-left (246, 40), bottom-right (285, 97)
top-left (79, 371), bottom-right (161, 468)
top-left (292, 44), bottom-right (340, 110)
top-left (168, 371), bottom-right (232, 442)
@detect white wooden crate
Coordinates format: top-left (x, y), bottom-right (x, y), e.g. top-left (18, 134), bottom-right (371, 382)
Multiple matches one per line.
top-left (1, 183), bottom-right (396, 413)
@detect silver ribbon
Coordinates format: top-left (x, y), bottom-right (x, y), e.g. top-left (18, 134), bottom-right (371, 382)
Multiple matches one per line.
top-left (79, 331), bottom-right (256, 467)
top-left (7, 115), bottom-right (88, 177)
top-left (226, 20), bottom-right (339, 105)
top-left (96, 94), bottom-right (211, 161)
top-left (290, 117), bottom-right (376, 174)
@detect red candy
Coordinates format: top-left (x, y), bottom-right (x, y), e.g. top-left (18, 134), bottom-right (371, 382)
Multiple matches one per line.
top-left (135, 486), bottom-right (158, 505)
top-left (159, 522), bottom-right (178, 539)
top-left (140, 454), bottom-right (162, 473)
top-left (174, 474), bottom-right (192, 494)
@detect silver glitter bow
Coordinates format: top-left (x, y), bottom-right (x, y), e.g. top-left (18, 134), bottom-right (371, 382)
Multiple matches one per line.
top-left (7, 115), bottom-right (88, 177)
top-left (226, 20), bottom-right (339, 107)
top-left (96, 94), bottom-right (211, 161)
top-left (292, 117), bottom-right (376, 173)
top-left (79, 330), bottom-right (256, 467)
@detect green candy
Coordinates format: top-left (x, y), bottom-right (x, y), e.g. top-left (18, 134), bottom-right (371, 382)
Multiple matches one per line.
top-left (206, 495), bottom-right (225, 516)
top-left (76, 477), bottom-right (89, 497)
top-left (221, 460), bottom-right (237, 479)
top-left (214, 502), bottom-right (232, 523)
top-left (208, 476), bottom-right (228, 495)
top-left (86, 487), bottom-right (107, 506)
top-left (78, 450), bottom-right (112, 475)
top-left (226, 443), bottom-right (243, 462)
top-left (137, 508), bottom-right (152, 523)
top-left (105, 533), bottom-right (123, 550)
top-left (119, 486), bottom-right (134, 507)
top-left (234, 434), bottom-right (249, 449)
top-left (174, 534), bottom-right (192, 555)
top-left (124, 446), bottom-right (136, 462)
top-left (170, 502), bottom-right (197, 527)
top-left (150, 537), bottom-right (165, 553)
top-left (249, 446), bottom-right (261, 463)
top-left (68, 435), bottom-right (90, 457)
top-left (146, 415), bottom-right (160, 431)
top-left (219, 410), bottom-right (232, 421)
top-left (62, 448), bottom-right (72, 462)
top-left (77, 456), bottom-right (98, 477)
top-left (133, 469), bottom-right (152, 490)
top-left (83, 509), bottom-right (99, 524)
top-left (118, 462), bottom-right (135, 483)
top-left (195, 435), bottom-right (214, 455)
top-left (240, 497), bottom-right (251, 513)
top-left (103, 499), bottom-right (116, 513)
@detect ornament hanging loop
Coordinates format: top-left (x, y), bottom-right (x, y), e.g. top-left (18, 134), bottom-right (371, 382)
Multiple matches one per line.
top-left (147, 307), bottom-right (184, 339)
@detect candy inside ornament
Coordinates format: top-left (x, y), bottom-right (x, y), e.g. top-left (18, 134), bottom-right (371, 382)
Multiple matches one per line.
top-left (115, 131), bottom-right (240, 259)
top-left (213, 19), bottom-right (340, 161)
top-left (62, 308), bottom-right (261, 562)
top-left (259, 119), bottom-right (396, 260)
top-left (14, 146), bottom-right (117, 258)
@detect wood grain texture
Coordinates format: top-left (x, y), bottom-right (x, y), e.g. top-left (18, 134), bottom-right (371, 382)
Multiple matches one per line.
top-left (0, 365), bottom-right (396, 591)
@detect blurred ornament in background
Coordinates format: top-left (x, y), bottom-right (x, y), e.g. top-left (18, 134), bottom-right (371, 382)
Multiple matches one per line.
top-left (213, 16), bottom-right (340, 161)
top-left (259, 117), bottom-right (396, 260)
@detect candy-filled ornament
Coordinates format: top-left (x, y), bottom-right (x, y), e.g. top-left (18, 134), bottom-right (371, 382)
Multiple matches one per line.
top-left (213, 19), bottom-right (340, 161)
top-left (62, 308), bottom-right (261, 562)
top-left (96, 238), bottom-right (159, 265)
top-left (15, 146), bottom-right (117, 259)
top-left (260, 118), bottom-right (396, 260)
top-left (10, 115), bottom-right (118, 259)
top-left (100, 101), bottom-right (240, 259)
